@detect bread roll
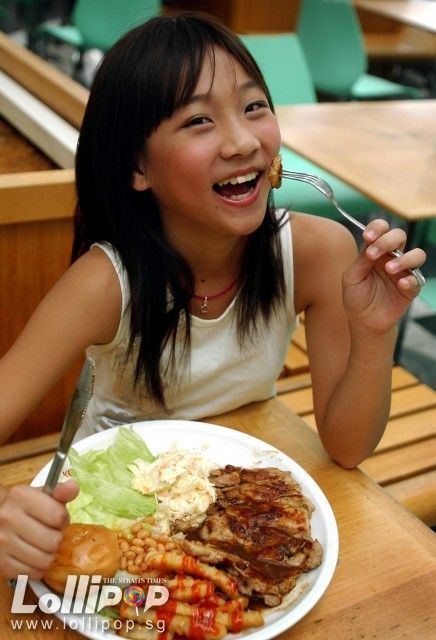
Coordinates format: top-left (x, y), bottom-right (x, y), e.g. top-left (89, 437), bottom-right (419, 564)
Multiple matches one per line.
top-left (43, 523), bottom-right (121, 593)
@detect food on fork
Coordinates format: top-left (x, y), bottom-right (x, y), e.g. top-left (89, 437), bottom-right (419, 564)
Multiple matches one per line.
top-left (268, 154), bottom-right (282, 188)
top-left (43, 523), bottom-right (121, 593)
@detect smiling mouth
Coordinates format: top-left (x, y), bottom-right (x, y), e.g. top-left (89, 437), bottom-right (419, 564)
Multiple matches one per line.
top-left (213, 171), bottom-right (261, 201)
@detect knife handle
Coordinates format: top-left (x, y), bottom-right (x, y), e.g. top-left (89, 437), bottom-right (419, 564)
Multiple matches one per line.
top-left (42, 450), bottom-right (68, 495)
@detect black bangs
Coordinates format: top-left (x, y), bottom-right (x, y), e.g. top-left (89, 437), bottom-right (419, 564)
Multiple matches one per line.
top-left (131, 16), bottom-right (210, 132)
top-left (115, 11), bottom-right (274, 144)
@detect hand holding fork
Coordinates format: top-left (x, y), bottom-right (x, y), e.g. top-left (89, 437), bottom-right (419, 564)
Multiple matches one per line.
top-left (279, 169), bottom-right (425, 288)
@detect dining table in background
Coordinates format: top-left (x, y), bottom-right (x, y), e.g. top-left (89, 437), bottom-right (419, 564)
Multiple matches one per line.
top-left (276, 100), bottom-right (436, 240)
top-left (354, 0), bottom-right (436, 34)
top-left (0, 398), bottom-right (435, 639)
top-left (276, 99), bottom-right (436, 359)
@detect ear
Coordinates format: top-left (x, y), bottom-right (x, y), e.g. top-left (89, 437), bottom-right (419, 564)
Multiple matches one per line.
top-left (132, 156), bottom-right (150, 191)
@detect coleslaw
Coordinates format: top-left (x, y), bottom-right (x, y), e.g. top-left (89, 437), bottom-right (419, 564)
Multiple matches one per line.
top-left (129, 447), bottom-right (218, 533)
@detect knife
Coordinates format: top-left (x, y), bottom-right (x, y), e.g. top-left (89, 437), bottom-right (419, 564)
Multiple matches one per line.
top-left (42, 357), bottom-right (95, 495)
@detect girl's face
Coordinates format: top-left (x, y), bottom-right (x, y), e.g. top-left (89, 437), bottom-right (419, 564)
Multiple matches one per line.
top-left (133, 46), bottom-right (281, 245)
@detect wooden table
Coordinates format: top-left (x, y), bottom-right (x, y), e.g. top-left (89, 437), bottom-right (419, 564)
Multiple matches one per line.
top-left (355, 0), bottom-right (436, 34)
top-left (1, 399), bottom-right (435, 639)
top-left (276, 100), bottom-right (436, 227)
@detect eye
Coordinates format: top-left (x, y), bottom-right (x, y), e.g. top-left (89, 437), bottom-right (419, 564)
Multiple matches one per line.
top-left (245, 100), bottom-right (269, 114)
top-left (183, 116), bottom-right (212, 128)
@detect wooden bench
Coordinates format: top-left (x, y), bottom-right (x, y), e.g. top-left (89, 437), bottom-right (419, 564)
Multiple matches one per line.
top-left (278, 322), bottom-right (436, 527)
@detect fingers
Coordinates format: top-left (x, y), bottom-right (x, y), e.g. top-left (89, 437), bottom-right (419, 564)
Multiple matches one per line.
top-left (363, 220), bottom-right (426, 289)
top-left (17, 514), bottom-right (63, 553)
top-left (363, 220), bottom-right (407, 259)
top-left (0, 484), bottom-right (72, 579)
top-left (23, 486), bottom-right (70, 529)
top-left (52, 479), bottom-right (80, 504)
top-left (397, 274), bottom-right (423, 298)
top-left (7, 534), bottom-right (55, 575)
top-left (1, 554), bottom-right (45, 581)
top-left (385, 248), bottom-right (426, 276)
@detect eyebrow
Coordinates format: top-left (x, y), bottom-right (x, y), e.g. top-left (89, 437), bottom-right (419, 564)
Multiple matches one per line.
top-left (186, 79), bottom-right (260, 106)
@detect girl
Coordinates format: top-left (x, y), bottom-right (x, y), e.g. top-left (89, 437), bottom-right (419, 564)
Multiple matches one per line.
top-left (0, 12), bottom-right (425, 579)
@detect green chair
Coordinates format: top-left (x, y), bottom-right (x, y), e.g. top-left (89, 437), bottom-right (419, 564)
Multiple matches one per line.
top-left (419, 279), bottom-right (436, 313)
top-left (297, 0), bottom-right (421, 100)
top-left (36, 0), bottom-right (161, 79)
top-left (418, 220), bottom-right (436, 313)
top-left (240, 33), bottom-right (377, 218)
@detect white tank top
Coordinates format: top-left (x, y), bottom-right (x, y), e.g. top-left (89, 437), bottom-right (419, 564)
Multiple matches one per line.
top-left (76, 213), bottom-right (297, 440)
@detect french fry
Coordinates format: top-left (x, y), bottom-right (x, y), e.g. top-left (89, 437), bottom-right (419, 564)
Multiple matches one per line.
top-left (159, 601), bottom-right (264, 633)
top-left (209, 596), bottom-right (249, 612)
top-left (166, 576), bottom-right (215, 602)
top-left (118, 623), bottom-right (169, 640)
top-left (121, 599), bottom-right (263, 634)
top-left (143, 550), bottom-right (239, 597)
top-left (120, 532), bottom-right (264, 639)
top-left (120, 608), bottom-right (227, 640)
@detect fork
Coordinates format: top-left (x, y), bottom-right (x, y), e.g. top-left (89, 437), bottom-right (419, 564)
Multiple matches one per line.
top-left (282, 170), bottom-right (425, 287)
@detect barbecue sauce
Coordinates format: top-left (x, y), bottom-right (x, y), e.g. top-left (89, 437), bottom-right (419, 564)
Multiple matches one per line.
top-left (185, 528), bottom-right (301, 583)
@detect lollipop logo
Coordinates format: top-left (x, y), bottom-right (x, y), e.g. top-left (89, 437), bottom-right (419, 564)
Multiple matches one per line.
top-left (123, 585), bottom-right (146, 607)
top-left (11, 575), bottom-right (168, 615)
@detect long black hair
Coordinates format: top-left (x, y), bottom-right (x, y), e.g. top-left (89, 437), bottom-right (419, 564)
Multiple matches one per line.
top-left (72, 11), bottom-right (286, 408)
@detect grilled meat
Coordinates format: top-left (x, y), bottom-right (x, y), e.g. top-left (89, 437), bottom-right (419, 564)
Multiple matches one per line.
top-left (185, 465), bottom-right (323, 606)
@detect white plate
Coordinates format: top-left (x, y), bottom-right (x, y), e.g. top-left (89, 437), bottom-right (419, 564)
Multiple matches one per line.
top-left (30, 420), bottom-right (339, 640)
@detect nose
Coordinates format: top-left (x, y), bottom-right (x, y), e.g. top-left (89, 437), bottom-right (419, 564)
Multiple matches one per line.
top-left (219, 118), bottom-right (261, 159)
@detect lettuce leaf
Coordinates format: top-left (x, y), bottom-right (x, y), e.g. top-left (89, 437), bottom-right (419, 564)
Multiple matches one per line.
top-left (67, 427), bottom-right (156, 528)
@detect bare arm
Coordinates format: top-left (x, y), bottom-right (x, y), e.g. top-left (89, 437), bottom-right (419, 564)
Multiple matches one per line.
top-left (292, 214), bottom-right (425, 468)
top-left (0, 246), bottom-right (121, 443)
top-left (0, 247), bottom-right (121, 578)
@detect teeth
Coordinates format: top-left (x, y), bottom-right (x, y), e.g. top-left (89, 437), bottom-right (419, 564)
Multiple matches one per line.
top-left (228, 193), bottom-right (251, 201)
top-left (217, 171), bottom-right (258, 187)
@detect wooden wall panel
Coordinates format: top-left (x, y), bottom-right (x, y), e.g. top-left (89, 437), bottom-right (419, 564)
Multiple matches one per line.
top-left (0, 216), bottom-right (82, 443)
top-left (230, 0), bottom-right (299, 33)
top-left (166, 0), bottom-right (299, 32)
top-left (0, 30), bottom-right (87, 445)
top-left (166, 1), bottom-right (402, 34)
top-left (0, 117), bottom-right (55, 173)
top-left (164, 0), bottom-right (234, 26)
top-left (356, 8), bottom-right (400, 32)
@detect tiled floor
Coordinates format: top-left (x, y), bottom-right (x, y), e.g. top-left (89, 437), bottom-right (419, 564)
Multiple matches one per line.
top-left (8, 30), bottom-right (436, 390)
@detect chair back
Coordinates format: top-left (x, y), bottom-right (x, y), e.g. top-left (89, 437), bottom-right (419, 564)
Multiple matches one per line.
top-left (297, 0), bottom-right (366, 95)
top-left (73, 0), bottom-right (161, 51)
top-left (240, 33), bottom-right (316, 105)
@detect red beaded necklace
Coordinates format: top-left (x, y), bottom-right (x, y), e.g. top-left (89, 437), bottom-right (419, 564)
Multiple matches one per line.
top-left (193, 277), bottom-right (238, 314)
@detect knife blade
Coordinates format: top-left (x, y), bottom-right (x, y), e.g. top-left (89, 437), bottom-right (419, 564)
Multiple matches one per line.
top-left (42, 357), bottom-right (95, 495)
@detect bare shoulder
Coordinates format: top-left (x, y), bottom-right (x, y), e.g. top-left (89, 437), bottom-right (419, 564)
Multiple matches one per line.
top-left (290, 212), bottom-right (358, 312)
top-left (41, 245), bottom-right (122, 345)
top-left (63, 245), bottom-right (120, 295)
top-left (291, 211), bottom-right (357, 258)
